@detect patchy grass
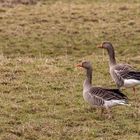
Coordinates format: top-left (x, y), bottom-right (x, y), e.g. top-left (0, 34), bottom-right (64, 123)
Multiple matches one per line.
top-left (0, 0), bottom-right (140, 140)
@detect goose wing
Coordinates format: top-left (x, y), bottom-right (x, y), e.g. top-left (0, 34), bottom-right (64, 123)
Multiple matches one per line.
top-left (118, 71), bottom-right (140, 80)
top-left (89, 87), bottom-right (128, 101)
top-left (114, 64), bottom-right (140, 80)
top-left (112, 64), bottom-right (134, 85)
top-left (114, 64), bottom-right (133, 71)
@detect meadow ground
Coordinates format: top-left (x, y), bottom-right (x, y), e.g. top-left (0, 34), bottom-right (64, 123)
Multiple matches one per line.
top-left (0, 0), bottom-right (140, 139)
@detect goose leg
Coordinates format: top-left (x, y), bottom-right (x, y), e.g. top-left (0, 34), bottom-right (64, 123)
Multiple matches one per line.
top-left (101, 108), bottom-right (105, 117)
top-left (133, 87), bottom-right (136, 94)
top-left (106, 108), bottom-right (112, 119)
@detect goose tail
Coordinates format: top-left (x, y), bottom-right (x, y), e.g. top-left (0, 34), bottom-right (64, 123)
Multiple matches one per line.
top-left (118, 100), bottom-right (131, 106)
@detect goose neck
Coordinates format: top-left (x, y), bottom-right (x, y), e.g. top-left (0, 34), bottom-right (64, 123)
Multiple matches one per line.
top-left (107, 46), bottom-right (116, 66)
top-left (83, 68), bottom-right (92, 91)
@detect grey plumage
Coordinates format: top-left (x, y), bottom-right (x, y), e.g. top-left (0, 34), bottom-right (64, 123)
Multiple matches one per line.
top-left (84, 87), bottom-right (128, 108)
top-left (116, 70), bottom-right (140, 81)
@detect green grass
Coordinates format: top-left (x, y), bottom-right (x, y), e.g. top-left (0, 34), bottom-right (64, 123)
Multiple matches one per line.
top-left (0, 0), bottom-right (140, 140)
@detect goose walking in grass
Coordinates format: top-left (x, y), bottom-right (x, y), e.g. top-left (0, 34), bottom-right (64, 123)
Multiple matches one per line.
top-left (98, 42), bottom-right (140, 94)
top-left (77, 61), bottom-right (129, 119)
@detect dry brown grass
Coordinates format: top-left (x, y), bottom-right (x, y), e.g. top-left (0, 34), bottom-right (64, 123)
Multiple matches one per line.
top-left (0, 0), bottom-right (39, 7)
top-left (0, 0), bottom-right (140, 140)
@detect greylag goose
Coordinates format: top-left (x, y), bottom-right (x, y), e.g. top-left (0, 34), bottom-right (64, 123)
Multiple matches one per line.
top-left (98, 41), bottom-right (140, 94)
top-left (77, 61), bottom-right (129, 118)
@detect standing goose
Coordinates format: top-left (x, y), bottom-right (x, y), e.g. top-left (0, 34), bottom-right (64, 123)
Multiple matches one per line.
top-left (98, 41), bottom-right (140, 94)
top-left (77, 61), bottom-right (129, 118)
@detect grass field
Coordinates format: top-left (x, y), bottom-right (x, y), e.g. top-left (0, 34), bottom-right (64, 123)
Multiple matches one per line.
top-left (0, 0), bottom-right (140, 139)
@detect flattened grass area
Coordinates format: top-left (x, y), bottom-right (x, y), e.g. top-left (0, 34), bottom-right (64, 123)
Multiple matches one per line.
top-left (0, 0), bottom-right (140, 139)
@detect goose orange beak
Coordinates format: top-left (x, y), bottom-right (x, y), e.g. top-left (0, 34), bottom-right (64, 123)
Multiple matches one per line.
top-left (97, 44), bottom-right (103, 48)
top-left (76, 63), bottom-right (82, 67)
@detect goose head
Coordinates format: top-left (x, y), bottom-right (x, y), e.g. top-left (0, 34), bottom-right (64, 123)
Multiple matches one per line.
top-left (97, 41), bottom-right (113, 50)
top-left (76, 61), bottom-right (92, 70)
